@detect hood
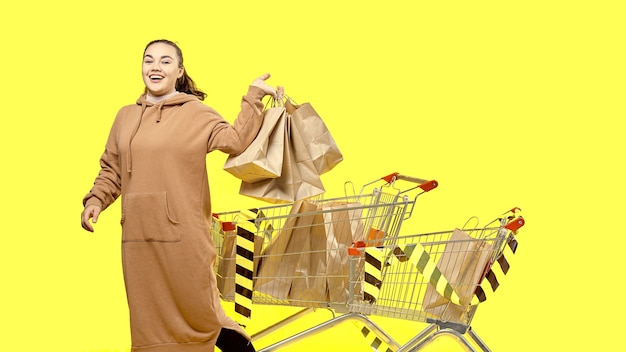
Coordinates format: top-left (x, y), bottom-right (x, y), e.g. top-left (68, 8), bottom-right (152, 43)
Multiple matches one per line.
top-left (136, 92), bottom-right (199, 121)
top-left (126, 93), bottom-right (199, 173)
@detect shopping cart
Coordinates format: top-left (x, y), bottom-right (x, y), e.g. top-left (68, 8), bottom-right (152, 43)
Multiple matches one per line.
top-left (250, 208), bottom-right (525, 352)
top-left (211, 173), bottom-right (437, 314)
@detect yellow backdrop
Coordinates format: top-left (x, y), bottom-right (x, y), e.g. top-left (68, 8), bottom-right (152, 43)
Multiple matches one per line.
top-left (1, 1), bottom-right (624, 351)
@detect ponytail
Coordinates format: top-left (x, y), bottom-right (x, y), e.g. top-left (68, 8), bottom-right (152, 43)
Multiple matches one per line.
top-left (176, 71), bottom-right (207, 101)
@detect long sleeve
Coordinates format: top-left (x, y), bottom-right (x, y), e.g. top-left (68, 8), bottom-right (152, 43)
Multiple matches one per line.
top-left (82, 118), bottom-right (123, 211)
top-left (206, 85), bottom-right (266, 155)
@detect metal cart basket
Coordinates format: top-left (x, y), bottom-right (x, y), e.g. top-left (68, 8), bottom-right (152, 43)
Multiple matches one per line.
top-left (347, 209), bottom-right (524, 351)
top-left (211, 173), bottom-right (437, 314)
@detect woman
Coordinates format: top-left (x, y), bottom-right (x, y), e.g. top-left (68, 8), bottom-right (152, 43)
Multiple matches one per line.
top-left (81, 39), bottom-right (280, 352)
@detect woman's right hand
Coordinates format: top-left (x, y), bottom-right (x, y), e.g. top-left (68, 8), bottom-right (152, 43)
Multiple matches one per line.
top-left (251, 73), bottom-right (283, 99)
top-left (81, 204), bottom-right (101, 232)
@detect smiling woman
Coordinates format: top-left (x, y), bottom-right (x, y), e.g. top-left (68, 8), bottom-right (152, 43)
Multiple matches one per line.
top-left (142, 44), bottom-right (183, 97)
top-left (80, 39), bottom-right (283, 352)
top-left (141, 39), bottom-right (206, 101)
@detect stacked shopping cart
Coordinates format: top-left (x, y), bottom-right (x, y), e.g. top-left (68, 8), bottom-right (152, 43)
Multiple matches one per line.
top-left (211, 173), bottom-right (525, 351)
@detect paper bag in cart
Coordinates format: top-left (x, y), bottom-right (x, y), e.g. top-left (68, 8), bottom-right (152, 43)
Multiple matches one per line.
top-left (216, 221), bottom-right (237, 298)
top-left (321, 201), bottom-right (365, 303)
top-left (223, 106), bottom-right (286, 183)
top-left (254, 200), bottom-right (320, 300)
top-left (239, 113), bottom-right (325, 203)
top-left (288, 210), bottom-right (328, 306)
top-left (423, 228), bottom-right (492, 322)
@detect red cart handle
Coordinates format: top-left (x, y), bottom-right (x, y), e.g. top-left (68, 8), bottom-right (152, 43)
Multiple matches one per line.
top-left (381, 172), bottom-right (439, 192)
top-left (504, 216), bottom-right (525, 231)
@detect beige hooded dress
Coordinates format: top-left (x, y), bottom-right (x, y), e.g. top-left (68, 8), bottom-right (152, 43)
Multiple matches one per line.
top-left (83, 86), bottom-right (266, 351)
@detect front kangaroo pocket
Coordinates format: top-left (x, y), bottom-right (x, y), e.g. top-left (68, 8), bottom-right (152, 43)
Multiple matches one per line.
top-left (121, 192), bottom-right (181, 242)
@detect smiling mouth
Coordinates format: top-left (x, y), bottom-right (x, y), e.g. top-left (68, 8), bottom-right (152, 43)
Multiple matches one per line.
top-left (149, 74), bottom-right (164, 82)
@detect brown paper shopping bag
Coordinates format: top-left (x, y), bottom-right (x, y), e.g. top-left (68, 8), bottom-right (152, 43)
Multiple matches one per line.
top-left (223, 106), bottom-right (286, 183)
top-left (288, 210), bottom-right (329, 306)
top-left (254, 200), bottom-right (319, 299)
top-left (239, 113), bottom-right (325, 203)
top-left (423, 229), bottom-right (492, 322)
top-left (216, 221), bottom-right (237, 297)
top-left (321, 201), bottom-right (366, 303)
top-left (286, 100), bottom-right (343, 174)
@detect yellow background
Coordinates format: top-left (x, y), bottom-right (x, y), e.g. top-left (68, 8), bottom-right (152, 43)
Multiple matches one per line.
top-left (1, 1), bottom-right (624, 351)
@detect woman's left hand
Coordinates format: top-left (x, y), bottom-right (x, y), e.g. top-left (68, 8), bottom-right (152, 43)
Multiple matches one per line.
top-left (251, 74), bottom-right (283, 99)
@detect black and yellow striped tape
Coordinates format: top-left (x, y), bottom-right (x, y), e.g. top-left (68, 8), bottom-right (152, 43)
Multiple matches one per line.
top-left (235, 225), bottom-right (255, 319)
top-left (363, 247), bottom-right (383, 303)
top-left (402, 243), bottom-right (471, 306)
top-left (233, 208), bottom-right (268, 320)
top-left (475, 234), bottom-right (518, 302)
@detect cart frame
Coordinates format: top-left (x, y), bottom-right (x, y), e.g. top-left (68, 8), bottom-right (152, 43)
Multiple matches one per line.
top-left (211, 175), bottom-right (524, 351)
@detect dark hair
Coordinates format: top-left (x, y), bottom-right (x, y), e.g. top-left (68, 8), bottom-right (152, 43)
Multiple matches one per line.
top-left (143, 39), bottom-right (207, 101)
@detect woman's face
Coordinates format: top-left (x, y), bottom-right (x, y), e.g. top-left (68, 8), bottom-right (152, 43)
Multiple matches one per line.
top-left (142, 43), bottom-right (184, 97)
